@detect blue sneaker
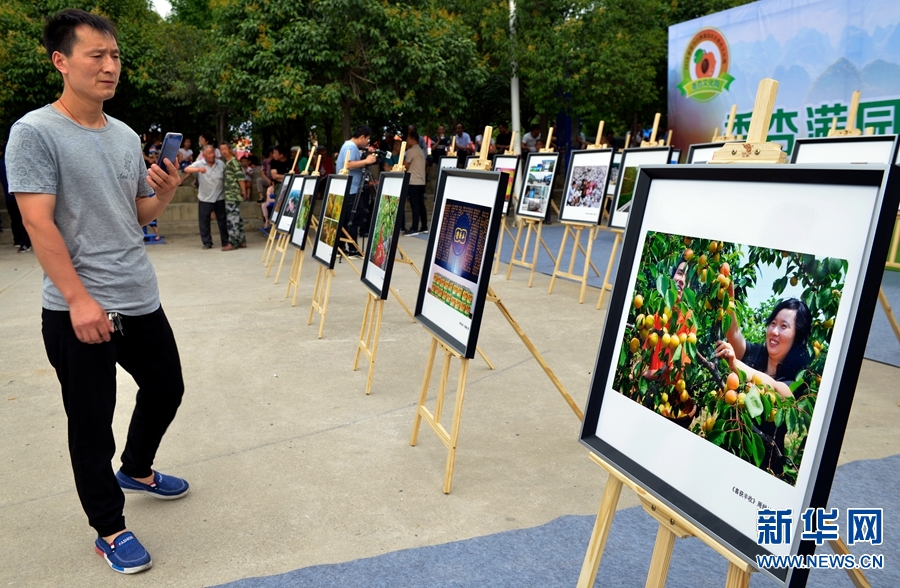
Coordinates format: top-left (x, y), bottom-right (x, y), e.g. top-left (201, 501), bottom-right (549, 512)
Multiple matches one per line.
top-left (116, 469), bottom-right (190, 500)
top-left (94, 531), bottom-right (152, 574)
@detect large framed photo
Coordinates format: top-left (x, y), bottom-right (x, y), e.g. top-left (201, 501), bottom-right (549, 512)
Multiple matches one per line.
top-left (361, 172), bottom-right (410, 299)
top-left (311, 175), bottom-right (352, 269)
top-left (277, 174), bottom-right (304, 233)
top-left (580, 164), bottom-right (900, 587)
top-left (516, 151), bottom-right (560, 220)
top-left (686, 141), bottom-right (727, 164)
top-left (492, 154), bottom-right (520, 216)
top-left (289, 176), bottom-right (317, 250)
top-left (270, 174), bottom-right (293, 228)
top-left (608, 147), bottom-right (672, 229)
top-left (791, 134), bottom-right (899, 165)
top-left (414, 169), bottom-right (506, 358)
top-left (558, 148), bottom-right (615, 225)
top-left (606, 152), bottom-right (622, 195)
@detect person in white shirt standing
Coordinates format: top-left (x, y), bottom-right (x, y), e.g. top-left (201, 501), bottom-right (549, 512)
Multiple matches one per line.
top-left (184, 145), bottom-right (227, 249)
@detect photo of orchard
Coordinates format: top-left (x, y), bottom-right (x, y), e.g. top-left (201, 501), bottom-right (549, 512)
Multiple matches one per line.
top-left (613, 231), bottom-right (847, 485)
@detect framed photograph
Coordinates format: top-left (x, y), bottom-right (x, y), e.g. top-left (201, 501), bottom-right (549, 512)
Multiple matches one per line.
top-left (670, 149), bottom-right (682, 164)
top-left (580, 164), bottom-right (900, 586)
top-left (608, 147), bottom-right (672, 230)
top-left (791, 134), bottom-right (899, 166)
top-left (311, 175), bottom-right (352, 269)
top-left (516, 151), bottom-right (561, 220)
top-left (269, 173), bottom-right (293, 228)
top-left (492, 154), bottom-right (520, 216)
top-left (436, 155), bottom-right (460, 191)
top-left (277, 174), bottom-right (304, 233)
top-left (686, 142), bottom-right (727, 164)
top-left (414, 169), bottom-right (506, 358)
top-left (361, 171), bottom-right (410, 299)
top-left (289, 176), bottom-right (317, 250)
top-left (606, 152), bottom-right (622, 195)
top-left (558, 148), bottom-right (615, 225)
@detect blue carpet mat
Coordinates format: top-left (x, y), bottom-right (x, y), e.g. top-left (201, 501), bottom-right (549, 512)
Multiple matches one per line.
top-left (211, 454), bottom-right (899, 588)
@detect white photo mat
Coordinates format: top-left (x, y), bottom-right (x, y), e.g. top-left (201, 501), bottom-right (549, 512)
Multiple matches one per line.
top-left (608, 147), bottom-right (672, 229)
top-left (289, 176), bottom-right (316, 248)
top-left (558, 148), bottom-right (614, 225)
top-left (516, 152), bottom-right (560, 220)
top-left (361, 173), bottom-right (408, 298)
top-left (312, 176), bottom-right (350, 268)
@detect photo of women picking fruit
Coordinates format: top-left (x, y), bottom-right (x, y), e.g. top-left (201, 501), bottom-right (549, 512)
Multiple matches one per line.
top-left (613, 231), bottom-right (846, 485)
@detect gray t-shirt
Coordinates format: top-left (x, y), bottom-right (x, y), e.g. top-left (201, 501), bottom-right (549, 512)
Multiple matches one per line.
top-left (6, 105), bottom-right (159, 315)
top-left (193, 158), bottom-right (225, 203)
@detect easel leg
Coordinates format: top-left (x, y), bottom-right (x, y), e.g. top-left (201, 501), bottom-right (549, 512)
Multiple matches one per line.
top-left (644, 525), bottom-right (677, 588)
top-left (475, 345), bottom-right (495, 370)
top-left (506, 220), bottom-right (525, 280)
top-left (264, 234), bottom-right (280, 277)
top-left (365, 300), bottom-right (385, 395)
top-left (597, 231), bottom-right (623, 310)
top-left (308, 265), bottom-right (323, 325)
top-left (878, 287), bottom-right (900, 344)
top-left (528, 222), bottom-right (541, 288)
top-left (578, 226), bottom-right (603, 278)
top-left (285, 248), bottom-right (300, 299)
top-left (317, 270), bottom-right (333, 339)
top-left (443, 357), bottom-right (469, 494)
top-left (493, 219), bottom-right (506, 276)
top-left (354, 294), bottom-right (373, 371)
top-left (724, 563), bottom-right (751, 588)
top-left (829, 537), bottom-right (872, 588)
top-left (410, 338), bottom-right (439, 446)
top-left (548, 225), bottom-right (572, 295)
top-left (273, 235), bottom-right (289, 283)
top-left (291, 252), bottom-right (305, 307)
top-left (576, 476), bottom-right (624, 588)
top-left (580, 227), bottom-right (598, 304)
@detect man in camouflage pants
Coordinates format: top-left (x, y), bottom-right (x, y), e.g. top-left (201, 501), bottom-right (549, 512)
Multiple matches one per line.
top-left (220, 143), bottom-right (246, 251)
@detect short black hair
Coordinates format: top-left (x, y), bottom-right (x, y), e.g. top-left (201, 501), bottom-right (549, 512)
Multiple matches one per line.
top-left (43, 9), bottom-right (118, 60)
top-left (408, 129), bottom-right (419, 142)
top-left (530, 124), bottom-right (540, 131)
top-left (352, 125), bottom-right (372, 139)
top-left (200, 133), bottom-right (216, 145)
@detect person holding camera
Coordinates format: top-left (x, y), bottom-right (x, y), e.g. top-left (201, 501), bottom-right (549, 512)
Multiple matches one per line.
top-left (6, 9), bottom-right (187, 574)
top-left (338, 125), bottom-right (377, 258)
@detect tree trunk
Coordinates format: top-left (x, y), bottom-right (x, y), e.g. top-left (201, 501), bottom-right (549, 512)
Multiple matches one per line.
top-left (216, 108), bottom-right (228, 146)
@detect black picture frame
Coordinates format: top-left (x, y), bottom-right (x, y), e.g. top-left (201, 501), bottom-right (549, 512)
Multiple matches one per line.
top-left (414, 169), bottom-right (506, 358)
top-left (289, 175), bottom-right (317, 250)
top-left (277, 174), bottom-right (304, 233)
top-left (558, 148), bottom-right (615, 225)
top-left (436, 155), bottom-right (461, 192)
top-left (311, 174), bottom-right (352, 270)
top-left (686, 141), bottom-right (727, 164)
top-left (516, 151), bottom-right (561, 220)
top-left (360, 171), bottom-right (411, 299)
top-left (492, 154), bottom-right (520, 216)
top-left (607, 147), bottom-right (672, 229)
top-left (791, 134), bottom-right (900, 166)
top-left (580, 163), bottom-right (900, 587)
top-left (606, 152), bottom-right (622, 196)
top-left (670, 149), bottom-right (682, 164)
top-left (269, 173), bottom-right (293, 229)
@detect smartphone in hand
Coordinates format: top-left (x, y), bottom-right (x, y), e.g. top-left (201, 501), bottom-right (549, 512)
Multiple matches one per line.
top-left (157, 132), bottom-right (183, 173)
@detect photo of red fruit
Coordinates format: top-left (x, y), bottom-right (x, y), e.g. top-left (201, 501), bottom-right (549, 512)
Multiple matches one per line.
top-left (693, 49), bottom-right (717, 79)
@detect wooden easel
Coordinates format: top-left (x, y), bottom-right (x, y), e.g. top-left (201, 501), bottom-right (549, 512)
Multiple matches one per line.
top-left (549, 122), bottom-right (609, 302)
top-left (549, 223), bottom-right (602, 303)
top-left (351, 238), bottom-right (494, 392)
top-left (284, 165), bottom-right (321, 306)
top-left (711, 104), bottom-right (745, 142)
top-left (710, 79), bottom-right (787, 164)
top-left (506, 128), bottom-right (556, 286)
top-left (828, 91), bottom-right (865, 137)
top-left (578, 452), bottom-right (871, 588)
top-left (411, 284), bottom-right (582, 492)
top-left (466, 125), bottom-right (494, 172)
top-left (596, 229), bottom-right (624, 310)
top-left (354, 291), bottom-right (386, 395)
top-left (262, 148), bottom-right (305, 269)
top-left (307, 263), bottom-right (334, 339)
top-left (493, 131), bottom-right (523, 276)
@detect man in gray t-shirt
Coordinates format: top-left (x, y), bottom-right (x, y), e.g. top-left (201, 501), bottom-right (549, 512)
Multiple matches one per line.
top-left (184, 145), bottom-right (227, 249)
top-left (5, 9), bottom-right (188, 575)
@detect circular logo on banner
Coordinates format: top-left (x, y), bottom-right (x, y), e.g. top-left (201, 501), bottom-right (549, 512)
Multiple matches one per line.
top-left (452, 213), bottom-right (470, 256)
top-left (678, 28), bottom-right (734, 103)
